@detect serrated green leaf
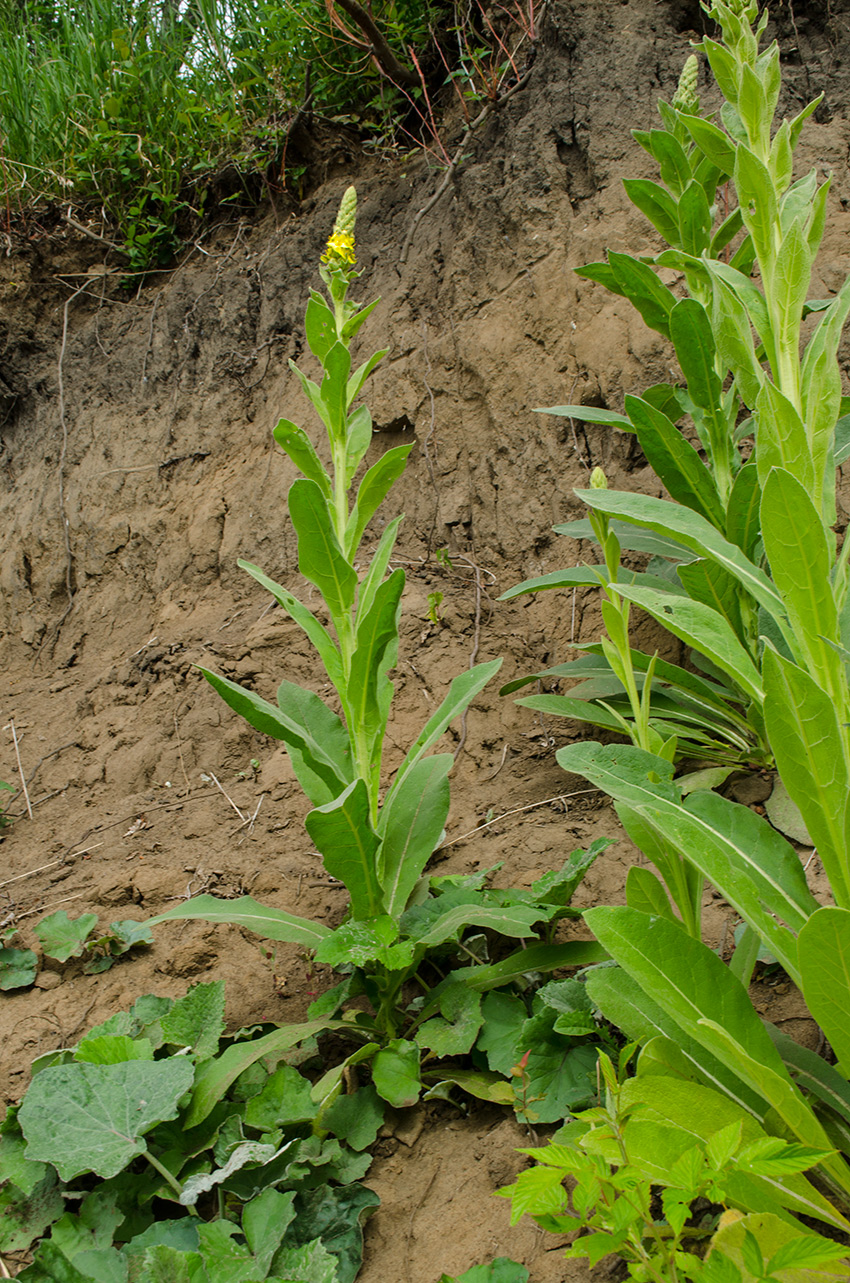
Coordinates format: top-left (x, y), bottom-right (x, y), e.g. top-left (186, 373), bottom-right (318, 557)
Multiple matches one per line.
top-left (159, 980), bottom-right (225, 1062)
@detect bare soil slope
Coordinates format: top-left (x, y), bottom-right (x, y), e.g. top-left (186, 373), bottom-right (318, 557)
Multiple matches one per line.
top-left (2, 2), bottom-right (850, 1278)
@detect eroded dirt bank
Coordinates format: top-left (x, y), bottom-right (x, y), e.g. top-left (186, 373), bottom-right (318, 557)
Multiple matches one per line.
top-left (2, 2), bottom-right (850, 1278)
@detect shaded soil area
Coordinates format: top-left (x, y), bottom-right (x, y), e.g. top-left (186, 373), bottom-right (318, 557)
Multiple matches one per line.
top-left (2, 1), bottom-right (850, 1278)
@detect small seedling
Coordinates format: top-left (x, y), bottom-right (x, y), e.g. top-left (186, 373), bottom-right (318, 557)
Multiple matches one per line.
top-left (427, 590), bottom-right (444, 624)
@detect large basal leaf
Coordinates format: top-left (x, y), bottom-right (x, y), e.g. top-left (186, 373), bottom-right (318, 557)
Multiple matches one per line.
top-left (276, 679), bottom-right (354, 808)
top-left (798, 908), bottom-right (850, 1079)
top-left (586, 965), bottom-right (767, 1117)
top-left (0, 1171), bottom-right (64, 1254)
top-left (377, 753), bottom-right (452, 917)
top-left (573, 487), bottom-right (788, 628)
top-left (159, 980), bottom-right (225, 1063)
top-left (200, 668), bottom-right (349, 800)
top-left (385, 659), bottom-right (502, 804)
top-left (621, 1073), bottom-right (843, 1228)
top-left (18, 1058), bottom-right (195, 1180)
top-left (280, 1184), bottom-right (380, 1283)
top-left (305, 779), bottom-right (383, 920)
top-left (583, 907), bottom-right (804, 1117)
top-left (147, 894), bottom-right (330, 947)
top-left (558, 743), bottom-right (813, 977)
top-left (288, 477), bottom-right (357, 624)
top-left (763, 647), bottom-right (850, 908)
top-left (613, 582), bottom-right (762, 701)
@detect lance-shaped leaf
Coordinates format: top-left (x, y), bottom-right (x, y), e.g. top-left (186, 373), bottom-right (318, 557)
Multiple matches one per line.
top-left (684, 114), bottom-right (737, 173)
top-left (276, 680), bottom-right (353, 807)
top-left (305, 295), bottom-right (337, 361)
top-left (623, 393), bottom-right (723, 528)
top-left (272, 418), bottom-right (332, 498)
top-left (460, 940), bottom-right (608, 992)
top-left (385, 659), bottom-right (502, 805)
top-left (768, 1026), bottom-right (850, 1133)
top-left (677, 180), bottom-right (713, 255)
top-left (238, 559), bottom-right (343, 690)
top-left (585, 906), bottom-right (848, 1200)
top-left (763, 647), bottom-right (850, 908)
top-left (634, 128), bottom-right (691, 193)
top-left (801, 273), bottom-right (850, 524)
top-left (725, 462), bottom-right (762, 560)
top-left (147, 894), bottom-right (330, 947)
top-left (698, 1016), bottom-right (850, 1201)
top-left (289, 478), bottom-right (357, 625)
top-left (534, 403), bottom-right (633, 429)
top-left (320, 341), bottom-right (351, 441)
top-left (344, 403), bottom-right (373, 486)
top-left (402, 894), bottom-right (550, 948)
top-left (357, 514), bottom-right (403, 622)
top-left (677, 558), bottom-right (744, 642)
top-left (622, 178), bottom-right (680, 244)
top-left (306, 779), bottom-right (383, 919)
top-left (587, 963), bottom-right (767, 1117)
top-left (707, 271), bottom-right (765, 407)
top-left (346, 343), bottom-right (386, 402)
top-left (798, 908), bottom-right (850, 1079)
top-left (345, 444), bottom-right (412, 558)
top-left (18, 1058), bottom-right (195, 1181)
top-left (187, 1020), bottom-right (337, 1127)
top-left (760, 468), bottom-right (843, 699)
top-left (607, 250), bottom-right (675, 337)
top-left (289, 361), bottom-right (331, 434)
top-left (555, 514), bottom-right (697, 561)
top-left (200, 668), bottom-right (350, 800)
top-left (377, 753), bottom-right (452, 917)
top-left (574, 487), bottom-right (789, 629)
top-left (735, 144), bottom-right (777, 265)
top-left (558, 742), bottom-right (815, 978)
top-left (612, 582), bottom-right (762, 702)
top-left (755, 382), bottom-right (814, 498)
top-left (349, 568), bottom-right (404, 754)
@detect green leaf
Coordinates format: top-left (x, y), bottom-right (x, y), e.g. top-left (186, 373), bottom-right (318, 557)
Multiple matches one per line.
top-left (343, 403), bottom-right (373, 487)
top-left (372, 1040), bottom-right (420, 1108)
top-left (608, 250), bottom-right (674, 337)
top-left (575, 487), bottom-right (788, 627)
top-left (684, 114), bottom-right (736, 173)
top-left (623, 178), bottom-right (680, 244)
top-left (623, 393), bottom-right (724, 527)
top-left (612, 583), bottom-right (762, 702)
top-left (735, 144), bottom-right (777, 263)
top-left (763, 648), bottom-right (850, 907)
top-left (559, 743), bottom-right (814, 978)
top-left (242, 1187), bottom-right (297, 1277)
top-left (18, 1058), bottom-right (195, 1180)
top-left (0, 1171), bottom-right (64, 1253)
top-left (440, 1258), bottom-right (529, 1283)
top-left (0, 947), bottom-right (37, 990)
top-left (289, 478), bottom-right (357, 623)
top-left (678, 180), bottom-right (713, 255)
top-left (348, 568), bottom-right (404, 762)
top-left (200, 667), bottom-right (350, 800)
top-left (755, 381), bottom-right (814, 497)
top-left (625, 866), bottom-right (676, 922)
top-left (186, 1020), bottom-right (335, 1128)
top-left (677, 558), bottom-right (744, 641)
top-left (404, 898), bottom-right (548, 948)
top-left (321, 1085), bottom-right (384, 1151)
top-left (305, 296), bottom-right (336, 362)
top-left (415, 982), bottom-right (483, 1057)
top-left (275, 680), bottom-right (354, 807)
top-left (534, 403), bottom-right (633, 429)
top-left (725, 462), bottom-right (761, 560)
top-left (460, 940), bottom-right (608, 992)
top-left (707, 271), bottom-right (765, 408)
top-left (74, 1034), bottom-right (154, 1064)
top-left (514, 1010), bottom-right (598, 1123)
top-left (344, 444), bottom-right (412, 558)
top-left (669, 298), bottom-right (722, 420)
top-left (320, 341), bottom-right (351, 442)
top-left (476, 991), bottom-right (528, 1076)
top-left (314, 917), bottom-right (415, 970)
top-left (179, 1140), bottom-right (284, 1209)
top-left (34, 911), bottom-right (98, 963)
top-left (386, 659), bottom-right (502, 804)
top-left (147, 894), bottom-right (330, 948)
top-left (761, 468), bottom-right (841, 695)
top-left (798, 908), bottom-right (850, 1078)
top-left (272, 418), bottom-right (332, 498)
top-left (238, 560), bottom-right (343, 689)
top-left (279, 1184), bottom-right (380, 1283)
top-left (305, 779), bottom-right (383, 919)
top-left (378, 753), bottom-right (452, 916)
top-left (160, 980), bottom-right (225, 1062)
top-left (634, 128), bottom-right (690, 193)
top-left (245, 1065), bottom-right (318, 1131)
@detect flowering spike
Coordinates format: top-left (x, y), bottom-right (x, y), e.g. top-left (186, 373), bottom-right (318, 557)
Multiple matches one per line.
top-left (672, 54), bottom-right (700, 114)
top-left (322, 186), bottom-right (358, 270)
top-left (334, 186), bottom-right (357, 238)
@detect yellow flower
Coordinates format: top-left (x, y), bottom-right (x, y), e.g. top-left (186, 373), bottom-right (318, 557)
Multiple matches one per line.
top-left (322, 231), bottom-right (356, 267)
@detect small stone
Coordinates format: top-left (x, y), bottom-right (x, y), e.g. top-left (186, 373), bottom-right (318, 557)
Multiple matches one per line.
top-left (34, 971), bottom-right (62, 991)
top-left (727, 771), bottom-right (773, 805)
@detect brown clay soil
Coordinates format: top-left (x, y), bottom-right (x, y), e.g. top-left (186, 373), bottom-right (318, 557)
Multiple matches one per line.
top-left (2, 2), bottom-right (850, 1278)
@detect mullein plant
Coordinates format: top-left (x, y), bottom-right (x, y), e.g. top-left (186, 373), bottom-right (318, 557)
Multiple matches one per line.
top-left (501, 33), bottom-right (840, 769)
top-left (512, 0), bottom-right (850, 1228)
top-left (148, 189), bottom-right (612, 1119)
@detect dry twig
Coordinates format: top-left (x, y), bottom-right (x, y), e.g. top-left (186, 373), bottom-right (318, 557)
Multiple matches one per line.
top-left (5, 720), bottom-right (32, 820)
top-left (441, 788), bottom-right (601, 849)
